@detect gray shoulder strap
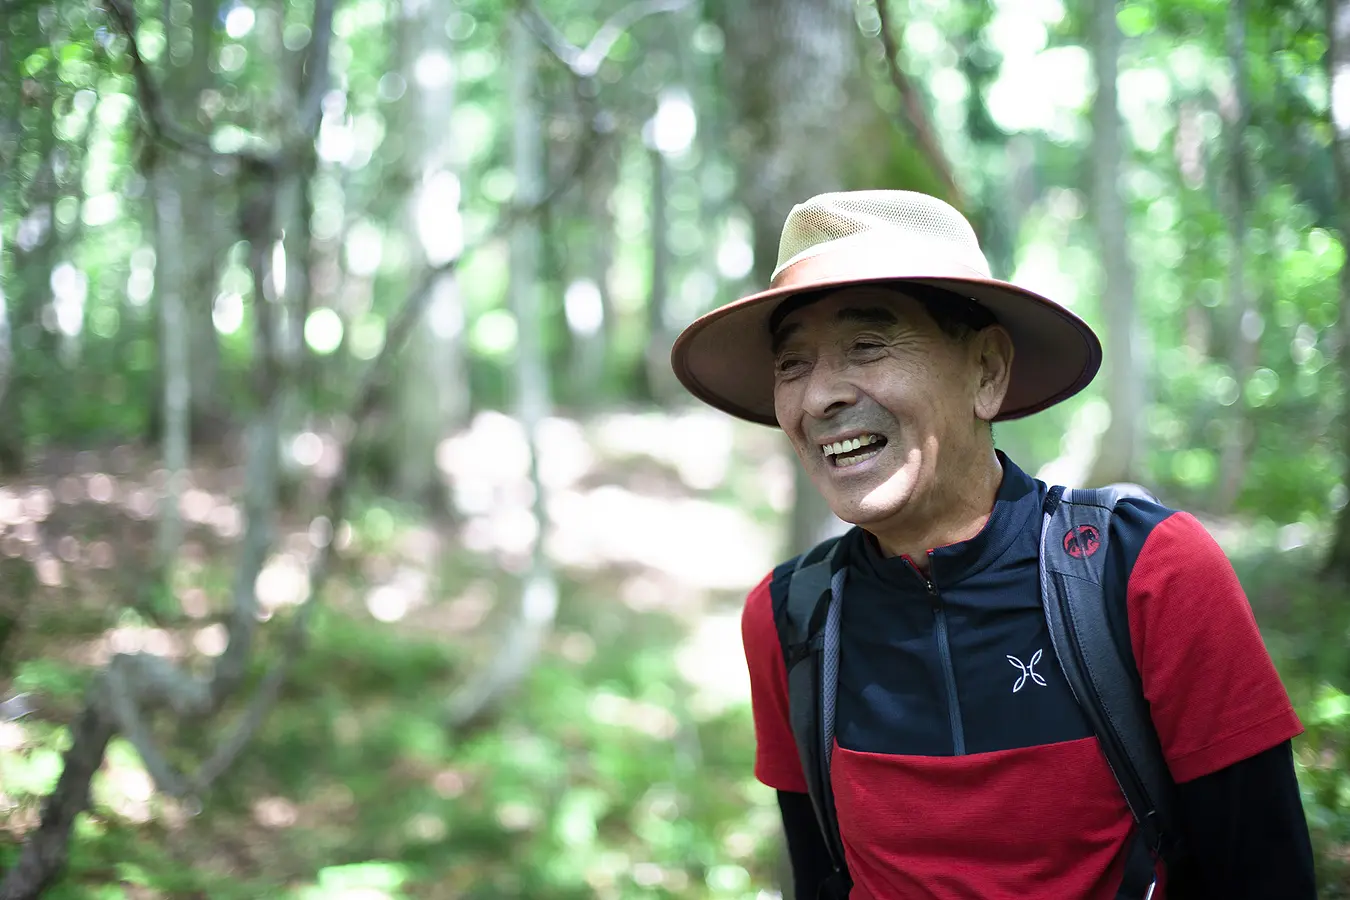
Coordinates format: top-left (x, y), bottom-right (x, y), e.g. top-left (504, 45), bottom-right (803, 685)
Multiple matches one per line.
top-left (781, 535), bottom-right (841, 647)
top-left (783, 534), bottom-right (851, 886)
top-left (1040, 485), bottom-right (1178, 897)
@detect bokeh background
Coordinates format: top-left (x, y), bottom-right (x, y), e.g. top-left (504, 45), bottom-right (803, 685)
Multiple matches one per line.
top-left (3, 0), bottom-right (1350, 896)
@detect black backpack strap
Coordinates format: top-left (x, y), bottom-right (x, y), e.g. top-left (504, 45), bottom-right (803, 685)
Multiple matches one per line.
top-left (1041, 485), bottom-right (1180, 900)
top-left (779, 533), bottom-right (852, 898)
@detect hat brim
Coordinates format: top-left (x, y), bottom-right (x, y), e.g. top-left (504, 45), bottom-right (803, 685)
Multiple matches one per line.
top-left (670, 273), bottom-right (1102, 427)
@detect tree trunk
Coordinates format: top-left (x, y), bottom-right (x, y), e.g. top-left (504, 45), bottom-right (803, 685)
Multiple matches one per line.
top-left (152, 163), bottom-right (191, 577)
top-left (0, 703), bottom-right (117, 900)
top-left (446, 11), bottom-right (557, 727)
top-left (1084, 0), bottom-right (1143, 488)
top-left (0, 33), bottom-right (14, 431)
top-left (1324, 0), bottom-right (1350, 581)
top-left (644, 144), bottom-right (678, 400)
top-left (1214, 0), bottom-right (1258, 513)
top-left (393, 0), bottom-right (470, 504)
top-left (715, 0), bottom-right (872, 556)
top-left (180, 0), bottom-right (225, 439)
top-left (0, 45), bottom-right (59, 474)
top-left (568, 148), bottom-right (616, 408)
top-left (0, 1), bottom-right (343, 892)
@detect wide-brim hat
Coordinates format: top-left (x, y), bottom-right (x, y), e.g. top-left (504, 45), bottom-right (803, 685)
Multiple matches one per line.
top-left (670, 190), bottom-right (1102, 426)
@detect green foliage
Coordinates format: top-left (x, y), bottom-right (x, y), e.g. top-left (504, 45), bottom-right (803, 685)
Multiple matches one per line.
top-left (5, 0), bottom-right (1350, 894)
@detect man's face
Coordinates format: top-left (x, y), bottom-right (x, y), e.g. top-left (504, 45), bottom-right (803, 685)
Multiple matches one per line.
top-left (770, 285), bottom-right (999, 528)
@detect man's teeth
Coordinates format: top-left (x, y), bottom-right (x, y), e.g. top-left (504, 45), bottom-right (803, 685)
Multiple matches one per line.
top-left (821, 434), bottom-right (882, 456)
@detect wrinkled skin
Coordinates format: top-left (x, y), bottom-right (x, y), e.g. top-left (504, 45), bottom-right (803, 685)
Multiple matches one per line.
top-left (770, 285), bottom-right (1015, 560)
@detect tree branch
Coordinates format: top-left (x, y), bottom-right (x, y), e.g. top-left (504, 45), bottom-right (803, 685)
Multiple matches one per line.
top-left (0, 7), bottom-right (602, 895)
top-left (104, 657), bottom-right (190, 797)
top-left (0, 702), bottom-right (117, 900)
top-left (189, 646), bottom-right (291, 790)
top-left (872, 0), bottom-right (966, 210)
top-left (169, 114), bottom-right (605, 791)
top-left (579, 0), bottom-right (691, 75)
top-left (296, 0), bottom-right (339, 138)
top-left (520, 0), bottom-right (691, 78)
top-left (103, 0), bottom-right (276, 169)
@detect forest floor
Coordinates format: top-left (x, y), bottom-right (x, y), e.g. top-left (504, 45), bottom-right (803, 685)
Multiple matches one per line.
top-left (1, 409), bottom-right (1348, 899)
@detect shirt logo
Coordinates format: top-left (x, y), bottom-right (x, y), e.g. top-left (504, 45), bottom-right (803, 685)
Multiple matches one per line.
top-left (1007, 649), bottom-right (1048, 693)
top-left (1063, 523), bottom-right (1101, 558)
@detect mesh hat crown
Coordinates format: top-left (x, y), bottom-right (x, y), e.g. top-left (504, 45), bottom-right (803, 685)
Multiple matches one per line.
top-left (670, 189), bottom-right (1101, 427)
top-left (772, 191), bottom-right (990, 282)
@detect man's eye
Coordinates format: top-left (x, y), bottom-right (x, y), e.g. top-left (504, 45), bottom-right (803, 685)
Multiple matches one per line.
top-left (851, 341), bottom-right (884, 353)
top-left (775, 358), bottom-right (807, 375)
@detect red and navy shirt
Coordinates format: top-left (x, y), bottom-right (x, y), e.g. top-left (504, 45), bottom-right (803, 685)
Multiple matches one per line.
top-left (742, 454), bottom-right (1304, 899)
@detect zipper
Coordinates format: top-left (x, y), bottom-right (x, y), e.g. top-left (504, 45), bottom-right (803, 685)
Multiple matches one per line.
top-left (907, 555), bottom-right (966, 756)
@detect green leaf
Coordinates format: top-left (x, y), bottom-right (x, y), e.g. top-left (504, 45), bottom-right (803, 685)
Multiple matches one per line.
top-left (317, 861), bottom-right (409, 890)
top-left (22, 48), bottom-right (51, 76)
top-left (555, 788), bottom-right (608, 849)
top-left (1117, 5), bottom-right (1155, 37)
top-left (1311, 685), bottom-right (1350, 726)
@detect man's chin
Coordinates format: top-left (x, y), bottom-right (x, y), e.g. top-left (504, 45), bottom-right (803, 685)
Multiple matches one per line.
top-left (824, 494), bottom-right (909, 529)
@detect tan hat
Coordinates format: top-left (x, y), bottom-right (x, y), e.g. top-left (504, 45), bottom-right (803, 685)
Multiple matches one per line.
top-left (670, 190), bottom-right (1102, 426)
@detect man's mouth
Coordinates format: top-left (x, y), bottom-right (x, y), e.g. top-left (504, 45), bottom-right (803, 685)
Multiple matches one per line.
top-left (820, 433), bottom-right (888, 468)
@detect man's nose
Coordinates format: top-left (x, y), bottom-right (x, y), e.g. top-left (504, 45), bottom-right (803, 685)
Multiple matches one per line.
top-left (801, 357), bottom-right (858, 420)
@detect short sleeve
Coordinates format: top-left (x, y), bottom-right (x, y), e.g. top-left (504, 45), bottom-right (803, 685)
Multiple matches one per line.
top-left (1127, 512), bottom-right (1303, 784)
top-left (742, 573), bottom-right (808, 792)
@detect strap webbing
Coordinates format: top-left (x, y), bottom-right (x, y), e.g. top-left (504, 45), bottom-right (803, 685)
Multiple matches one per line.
top-left (1041, 485), bottom-right (1178, 899)
top-left (783, 535), bottom-right (851, 890)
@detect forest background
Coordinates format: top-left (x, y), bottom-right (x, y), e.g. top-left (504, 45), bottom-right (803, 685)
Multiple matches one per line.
top-left (3, 0), bottom-right (1350, 896)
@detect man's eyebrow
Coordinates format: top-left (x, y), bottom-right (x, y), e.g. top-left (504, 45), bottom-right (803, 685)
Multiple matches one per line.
top-left (835, 305), bottom-right (899, 327)
top-left (770, 306), bottom-right (901, 356)
top-left (770, 322), bottom-right (802, 356)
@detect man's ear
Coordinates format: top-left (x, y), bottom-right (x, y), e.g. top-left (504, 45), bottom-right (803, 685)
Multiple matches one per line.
top-left (972, 326), bottom-right (1014, 422)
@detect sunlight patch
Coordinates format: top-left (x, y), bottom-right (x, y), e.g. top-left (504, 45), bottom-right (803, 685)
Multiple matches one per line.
top-left (676, 612), bottom-right (751, 715)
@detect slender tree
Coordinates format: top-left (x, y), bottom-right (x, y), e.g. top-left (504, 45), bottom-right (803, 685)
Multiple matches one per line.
top-left (0, 26), bottom-right (17, 451)
top-left (393, 0), bottom-right (471, 504)
top-left (645, 133), bottom-right (675, 397)
top-left (151, 141), bottom-right (191, 577)
top-left (0, 0), bottom-right (342, 890)
top-left (715, 0), bottom-right (893, 554)
top-left (569, 145), bottom-right (618, 405)
top-left (1085, 0), bottom-right (1144, 487)
top-left (1215, 0), bottom-right (1259, 512)
top-left (1324, 0), bottom-right (1350, 581)
top-left (0, 7), bottom-right (61, 474)
top-left (445, 9), bottom-right (559, 728)
top-left (169, 0), bottom-right (227, 439)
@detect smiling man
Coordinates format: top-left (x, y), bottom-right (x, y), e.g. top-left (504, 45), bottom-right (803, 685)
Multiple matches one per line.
top-left (670, 191), bottom-right (1314, 900)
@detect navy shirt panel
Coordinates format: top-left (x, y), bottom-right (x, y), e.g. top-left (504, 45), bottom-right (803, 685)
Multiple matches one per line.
top-left (834, 455), bottom-right (1095, 759)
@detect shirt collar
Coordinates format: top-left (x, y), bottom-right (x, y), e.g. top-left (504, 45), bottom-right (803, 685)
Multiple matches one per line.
top-left (849, 451), bottom-right (1041, 586)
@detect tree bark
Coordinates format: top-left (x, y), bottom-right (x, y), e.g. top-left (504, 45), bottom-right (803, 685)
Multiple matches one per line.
top-left (0, 32), bottom-right (14, 431)
top-left (180, 0), bottom-right (225, 439)
top-left (1214, 0), bottom-right (1258, 513)
top-left (569, 147), bottom-right (617, 406)
top-left (393, 0), bottom-right (470, 504)
top-left (715, 0), bottom-right (871, 555)
top-left (1084, 0), bottom-right (1144, 488)
top-left (873, 0), bottom-right (965, 211)
top-left (0, 2), bottom-right (339, 891)
top-left (0, 703), bottom-right (116, 900)
top-left (1324, 0), bottom-right (1350, 581)
top-left (0, 32), bottom-right (59, 474)
top-left (152, 162), bottom-right (191, 576)
top-left (446, 10), bottom-right (558, 728)
top-left (644, 143), bottom-right (677, 400)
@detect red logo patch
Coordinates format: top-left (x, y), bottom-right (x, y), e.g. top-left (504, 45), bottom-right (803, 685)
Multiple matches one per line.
top-left (1063, 524), bottom-right (1101, 559)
